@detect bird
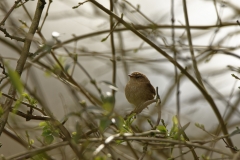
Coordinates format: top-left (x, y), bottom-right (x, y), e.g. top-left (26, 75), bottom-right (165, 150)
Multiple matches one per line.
top-left (125, 72), bottom-right (156, 109)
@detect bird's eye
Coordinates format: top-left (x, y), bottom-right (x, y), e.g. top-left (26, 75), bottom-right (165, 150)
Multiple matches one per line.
top-left (135, 75), bottom-right (141, 79)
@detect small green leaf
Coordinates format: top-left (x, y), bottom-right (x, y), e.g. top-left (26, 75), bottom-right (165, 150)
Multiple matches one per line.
top-left (6, 64), bottom-right (24, 94)
top-left (99, 117), bottom-right (111, 132)
top-left (101, 37), bottom-right (108, 42)
top-left (0, 106), bottom-right (3, 117)
top-left (172, 116), bottom-right (178, 125)
top-left (39, 121), bottom-right (47, 127)
top-left (195, 123), bottom-right (205, 130)
top-left (230, 128), bottom-right (240, 136)
top-left (29, 139), bottom-right (34, 145)
top-left (42, 129), bottom-right (52, 137)
top-left (101, 94), bottom-right (115, 114)
top-left (44, 135), bottom-right (54, 144)
top-left (64, 63), bottom-right (71, 72)
top-left (72, 132), bottom-right (77, 136)
top-left (34, 43), bottom-right (52, 56)
top-left (157, 125), bottom-right (167, 134)
top-left (94, 156), bottom-right (106, 160)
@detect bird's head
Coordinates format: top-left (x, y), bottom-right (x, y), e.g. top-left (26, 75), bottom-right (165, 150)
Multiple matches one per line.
top-left (128, 72), bottom-right (150, 83)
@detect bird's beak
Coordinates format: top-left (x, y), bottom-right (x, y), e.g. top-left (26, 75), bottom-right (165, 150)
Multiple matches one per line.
top-left (128, 74), bottom-right (132, 77)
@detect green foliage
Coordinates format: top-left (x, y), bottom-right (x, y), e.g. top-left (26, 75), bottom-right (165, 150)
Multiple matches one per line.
top-left (32, 153), bottom-right (48, 160)
top-left (230, 127), bottom-right (240, 137)
top-left (99, 117), bottom-right (111, 132)
top-left (169, 115), bottom-right (179, 139)
top-left (72, 122), bottom-right (83, 143)
top-left (0, 105), bottom-right (3, 117)
top-left (122, 114), bottom-right (136, 133)
top-left (22, 92), bottom-right (38, 106)
top-left (195, 122), bottom-right (205, 130)
top-left (33, 43), bottom-right (52, 57)
top-left (94, 156), bottom-right (107, 160)
top-left (101, 37), bottom-right (108, 42)
top-left (101, 91), bottom-right (115, 115)
top-left (5, 63), bottom-right (24, 94)
top-left (39, 121), bottom-right (60, 145)
top-left (201, 155), bottom-right (210, 160)
top-left (157, 125), bottom-right (167, 134)
top-left (25, 131), bottom-right (34, 149)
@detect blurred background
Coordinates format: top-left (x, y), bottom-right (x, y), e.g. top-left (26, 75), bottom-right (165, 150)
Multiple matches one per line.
top-left (0, 0), bottom-right (240, 159)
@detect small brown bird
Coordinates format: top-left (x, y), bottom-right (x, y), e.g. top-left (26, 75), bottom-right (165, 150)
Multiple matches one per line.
top-left (125, 72), bottom-right (156, 108)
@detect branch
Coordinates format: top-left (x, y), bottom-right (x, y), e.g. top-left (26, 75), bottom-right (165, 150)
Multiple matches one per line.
top-left (0, 0), bottom-right (46, 135)
top-left (11, 108), bottom-right (51, 121)
top-left (0, 0), bottom-right (22, 26)
top-left (0, 27), bottom-right (25, 42)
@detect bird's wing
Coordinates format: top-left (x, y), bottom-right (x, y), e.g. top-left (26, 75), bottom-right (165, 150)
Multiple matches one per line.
top-left (146, 82), bottom-right (156, 96)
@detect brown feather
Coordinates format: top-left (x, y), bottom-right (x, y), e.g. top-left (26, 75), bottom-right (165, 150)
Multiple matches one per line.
top-left (125, 72), bottom-right (156, 108)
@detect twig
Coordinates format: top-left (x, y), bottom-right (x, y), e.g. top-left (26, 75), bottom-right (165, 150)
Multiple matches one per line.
top-left (10, 108), bottom-right (51, 121)
top-left (6, 141), bottom-right (69, 160)
top-left (0, 0), bottom-right (22, 26)
top-left (52, 22), bottom-right (238, 50)
top-left (182, 0), bottom-right (205, 88)
top-left (0, 62), bottom-right (8, 84)
top-left (0, 27), bottom-right (25, 42)
top-left (110, 0), bottom-right (117, 98)
top-left (154, 87), bottom-right (162, 128)
top-left (237, 20), bottom-right (240, 26)
top-left (1, 92), bottom-right (45, 114)
top-left (38, 0), bottom-right (52, 32)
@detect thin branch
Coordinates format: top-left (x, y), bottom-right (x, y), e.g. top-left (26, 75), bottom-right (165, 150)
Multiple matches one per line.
top-left (182, 0), bottom-right (205, 88)
top-left (110, 0), bottom-right (117, 98)
top-left (39, 0), bottom-right (52, 32)
top-left (0, 0), bottom-right (22, 26)
top-left (52, 23), bottom-right (237, 50)
top-left (6, 141), bottom-right (69, 160)
top-left (11, 108), bottom-right (51, 121)
top-left (0, 27), bottom-right (25, 42)
top-left (1, 92), bottom-right (45, 114)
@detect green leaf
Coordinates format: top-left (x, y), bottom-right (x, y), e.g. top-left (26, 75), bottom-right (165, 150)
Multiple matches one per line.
top-left (101, 94), bottom-right (115, 114)
top-left (230, 128), bottom-right (240, 136)
top-left (169, 115), bottom-right (179, 138)
top-left (34, 43), bottom-right (52, 56)
top-left (172, 116), bottom-right (178, 125)
top-left (22, 92), bottom-right (37, 105)
top-left (42, 129), bottom-right (52, 137)
top-left (99, 117), bottom-right (111, 132)
top-left (114, 116), bottom-right (125, 133)
top-left (195, 123), bottom-right (205, 130)
top-left (157, 125), bottom-right (167, 134)
top-left (0, 106), bottom-right (3, 117)
top-left (44, 135), bottom-right (54, 144)
top-left (39, 121), bottom-right (47, 127)
top-left (94, 156), bottom-right (106, 160)
top-left (32, 153), bottom-right (48, 160)
top-left (6, 64), bottom-right (24, 94)
top-left (29, 139), bottom-right (34, 145)
top-left (101, 37), bottom-right (108, 42)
